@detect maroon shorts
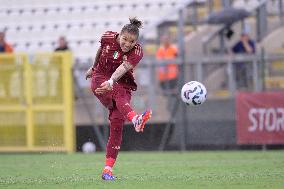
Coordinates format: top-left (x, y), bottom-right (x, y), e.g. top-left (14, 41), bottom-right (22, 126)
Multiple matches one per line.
top-left (91, 75), bottom-right (132, 120)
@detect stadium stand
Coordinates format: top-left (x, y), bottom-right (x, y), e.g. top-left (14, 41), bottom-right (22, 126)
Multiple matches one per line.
top-left (0, 0), bottom-right (198, 61)
top-left (184, 0), bottom-right (284, 97)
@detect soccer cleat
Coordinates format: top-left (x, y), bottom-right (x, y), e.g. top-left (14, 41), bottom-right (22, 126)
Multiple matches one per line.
top-left (102, 169), bottom-right (116, 181)
top-left (133, 109), bottom-right (152, 132)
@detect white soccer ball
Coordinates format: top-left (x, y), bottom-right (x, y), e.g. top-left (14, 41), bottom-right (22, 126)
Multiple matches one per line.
top-left (181, 81), bottom-right (207, 106)
top-left (82, 142), bottom-right (96, 153)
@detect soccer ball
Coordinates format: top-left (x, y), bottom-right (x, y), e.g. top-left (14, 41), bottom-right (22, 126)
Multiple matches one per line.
top-left (82, 142), bottom-right (96, 153)
top-left (181, 81), bottom-right (207, 106)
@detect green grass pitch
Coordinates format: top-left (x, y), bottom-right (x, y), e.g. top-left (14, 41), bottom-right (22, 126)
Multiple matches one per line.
top-left (0, 150), bottom-right (284, 189)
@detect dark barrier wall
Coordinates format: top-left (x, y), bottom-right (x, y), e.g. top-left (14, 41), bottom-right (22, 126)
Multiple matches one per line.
top-left (171, 99), bottom-right (236, 147)
top-left (76, 99), bottom-right (238, 151)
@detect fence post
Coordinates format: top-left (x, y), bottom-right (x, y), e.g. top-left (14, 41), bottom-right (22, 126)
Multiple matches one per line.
top-left (279, 0), bottom-right (284, 24)
top-left (260, 48), bottom-right (266, 91)
top-left (227, 56), bottom-right (236, 96)
top-left (24, 55), bottom-right (34, 150)
top-left (177, 7), bottom-right (187, 151)
top-left (252, 58), bottom-right (260, 92)
top-left (256, 2), bottom-right (268, 42)
top-left (62, 52), bottom-right (75, 153)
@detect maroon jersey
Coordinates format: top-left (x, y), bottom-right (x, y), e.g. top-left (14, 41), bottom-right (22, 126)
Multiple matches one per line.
top-left (95, 31), bottom-right (143, 91)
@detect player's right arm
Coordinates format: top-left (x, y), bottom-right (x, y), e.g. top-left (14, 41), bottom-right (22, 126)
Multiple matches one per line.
top-left (94, 58), bottom-right (134, 94)
top-left (95, 44), bottom-right (143, 94)
top-left (85, 47), bottom-right (102, 80)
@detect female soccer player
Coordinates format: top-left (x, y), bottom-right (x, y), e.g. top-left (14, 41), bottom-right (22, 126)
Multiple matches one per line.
top-left (85, 17), bottom-right (152, 181)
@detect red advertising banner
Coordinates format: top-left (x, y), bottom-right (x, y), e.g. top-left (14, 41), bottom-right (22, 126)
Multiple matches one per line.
top-left (236, 92), bottom-right (284, 144)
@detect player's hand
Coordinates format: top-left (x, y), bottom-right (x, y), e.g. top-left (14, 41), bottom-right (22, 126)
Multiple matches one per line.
top-left (95, 81), bottom-right (112, 94)
top-left (85, 67), bottom-right (94, 80)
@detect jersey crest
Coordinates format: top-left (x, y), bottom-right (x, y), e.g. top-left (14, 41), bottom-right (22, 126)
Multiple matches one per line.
top-left (113, 51), bottom-right (119, 59)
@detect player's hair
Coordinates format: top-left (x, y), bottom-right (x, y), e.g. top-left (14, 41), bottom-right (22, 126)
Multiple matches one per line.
top-left (121, 17), bottom-right (143, 37)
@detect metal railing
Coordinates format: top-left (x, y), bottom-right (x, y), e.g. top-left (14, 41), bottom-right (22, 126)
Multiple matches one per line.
top-left (74, 51), bottom-right (284, 123)
top-left (73, 51), bottom-right (284, 151)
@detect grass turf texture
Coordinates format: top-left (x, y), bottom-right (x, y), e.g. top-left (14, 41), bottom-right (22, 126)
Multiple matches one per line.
top-left (0, 151), bottom-right (283, 189)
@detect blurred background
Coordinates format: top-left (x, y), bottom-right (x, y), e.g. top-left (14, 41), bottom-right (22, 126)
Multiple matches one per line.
top-left (0, 0), bottom-right (284, 153)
